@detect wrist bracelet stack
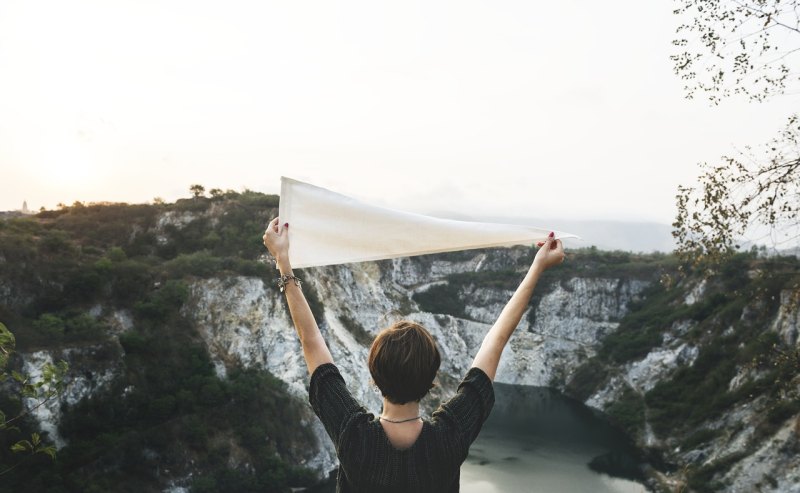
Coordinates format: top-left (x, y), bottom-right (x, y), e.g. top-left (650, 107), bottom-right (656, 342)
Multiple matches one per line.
top-left (277, 274), bottom-right (302, 293)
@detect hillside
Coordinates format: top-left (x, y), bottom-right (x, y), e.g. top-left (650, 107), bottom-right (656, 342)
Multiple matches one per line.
top-left (0, 193), bottom-right (798, 492)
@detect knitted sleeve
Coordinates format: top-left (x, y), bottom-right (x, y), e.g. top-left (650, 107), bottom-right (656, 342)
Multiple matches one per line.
top-left (308, 363), bottom-right (365, 449)
top-left (434, 367), bottom-right (495, 448)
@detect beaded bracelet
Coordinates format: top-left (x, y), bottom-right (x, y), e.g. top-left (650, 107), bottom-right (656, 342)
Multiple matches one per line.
top-left (277, 274), bottom-right (302, 293)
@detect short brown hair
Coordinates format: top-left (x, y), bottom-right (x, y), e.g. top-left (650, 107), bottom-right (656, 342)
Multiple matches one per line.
top-left (368, 320), bottom-right (441, 404)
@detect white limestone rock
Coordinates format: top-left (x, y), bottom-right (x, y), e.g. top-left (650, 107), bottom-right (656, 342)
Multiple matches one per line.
top-left (625, 343), bottom-right (699, 393)
top-left (722, 417), bottom-right (800, 493)
top-left (684, 279), bottom-right (707, 306)
top-left (771, 289), bottom-right (800, 347)
top-left (21, 346), bottom-right (118, 448)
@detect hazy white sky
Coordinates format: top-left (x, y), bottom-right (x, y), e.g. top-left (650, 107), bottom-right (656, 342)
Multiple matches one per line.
top-left (0, 0), bottom-right (796, 223)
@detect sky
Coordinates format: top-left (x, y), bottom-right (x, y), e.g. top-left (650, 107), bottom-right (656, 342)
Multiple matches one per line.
top-left (0, 0), bottom-right (796, 225)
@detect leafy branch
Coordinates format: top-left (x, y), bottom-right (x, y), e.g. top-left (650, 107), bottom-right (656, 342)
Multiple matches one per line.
top-left (673, 114), bottom-right (800, 272)
top-left (0, 322), bottom-right (68, 476)
top-left (672, 0), bottom-right (800, 103)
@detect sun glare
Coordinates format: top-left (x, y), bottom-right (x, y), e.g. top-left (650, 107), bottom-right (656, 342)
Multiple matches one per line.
top-left (32, 136), bottom-right (98, 191)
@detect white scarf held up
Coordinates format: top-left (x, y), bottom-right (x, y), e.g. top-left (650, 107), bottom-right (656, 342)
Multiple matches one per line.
top-left (277, 177), bottom-right (579, 269)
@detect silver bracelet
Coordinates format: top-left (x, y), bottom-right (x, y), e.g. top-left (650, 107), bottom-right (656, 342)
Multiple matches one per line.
top-left (277, 274), bottom-right (302, 293)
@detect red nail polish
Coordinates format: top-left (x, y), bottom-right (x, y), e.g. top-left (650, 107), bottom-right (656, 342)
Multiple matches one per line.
top-left (284, 223), bottom-right (289, 228)
top-left (548, 231), bottom-right (554, 238)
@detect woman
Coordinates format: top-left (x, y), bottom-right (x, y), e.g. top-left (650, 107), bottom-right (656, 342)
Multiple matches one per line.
top-left (262, 218), bottom-right (565, 492)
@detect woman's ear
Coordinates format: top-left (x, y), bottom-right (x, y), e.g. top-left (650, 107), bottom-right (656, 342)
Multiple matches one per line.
top-left (369, 378), bottom-right (381, 395)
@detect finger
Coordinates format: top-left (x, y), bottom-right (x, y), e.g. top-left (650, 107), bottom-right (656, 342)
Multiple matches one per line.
top-left (536, 242), bottom-right (545, 247)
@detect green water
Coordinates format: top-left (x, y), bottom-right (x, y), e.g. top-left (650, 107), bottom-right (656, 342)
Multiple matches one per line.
top-left (461, 383), bottom-right (648, 493)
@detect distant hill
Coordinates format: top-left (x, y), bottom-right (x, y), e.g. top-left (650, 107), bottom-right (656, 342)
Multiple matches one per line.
top-left (424, 212), bottom-right (677, 253)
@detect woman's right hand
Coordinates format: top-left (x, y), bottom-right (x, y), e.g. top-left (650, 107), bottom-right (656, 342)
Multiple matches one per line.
top-left (533, 233), bottom-right (565, 272)
top-left (263, 217), bottom-right (290, 263)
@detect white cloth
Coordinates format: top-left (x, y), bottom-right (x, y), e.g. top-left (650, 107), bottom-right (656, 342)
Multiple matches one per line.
top-left (278, 177), bottom-right (579, 268)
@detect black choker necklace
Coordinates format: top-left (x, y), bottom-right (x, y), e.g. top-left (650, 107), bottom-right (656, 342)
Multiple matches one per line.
top-left (379, 415), bottom-right (421, 423)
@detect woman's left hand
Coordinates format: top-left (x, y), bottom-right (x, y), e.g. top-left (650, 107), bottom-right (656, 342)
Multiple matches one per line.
top-left (263, 218), bottom-right (290, 262)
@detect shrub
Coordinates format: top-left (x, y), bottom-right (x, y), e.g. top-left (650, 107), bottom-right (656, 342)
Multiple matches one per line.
top-left (605, 386), bottom-right (646, 435)
top-left (566, 359), bottom-right (609, 401)
top-left (412, 283), bottom-right (466, 318)
top-left (119, 331), bottom-right (148, 354)
top-left (134, 280), bottom-right (189, 321)
top-left (163, 251), bottom-right (222, 278)
top-left (338, 315), bottom-right (373, 346)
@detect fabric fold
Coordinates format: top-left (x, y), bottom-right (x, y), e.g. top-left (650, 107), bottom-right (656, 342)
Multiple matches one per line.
top-left (278, 177), bottom-right (579, 268)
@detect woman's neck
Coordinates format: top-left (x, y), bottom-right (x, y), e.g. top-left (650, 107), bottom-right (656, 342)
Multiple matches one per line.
top-left (381, 398), bottom-right (420, 421)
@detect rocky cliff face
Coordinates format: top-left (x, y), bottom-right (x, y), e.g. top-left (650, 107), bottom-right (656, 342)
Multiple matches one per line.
top-left (174, 251), bottom-right (800, 492)
top-left (173, 248), bottom-right (653, 481)
top-left (572, 276), bottom-right (800, 492)
top-left (11, 202), bottom-right (798, 493)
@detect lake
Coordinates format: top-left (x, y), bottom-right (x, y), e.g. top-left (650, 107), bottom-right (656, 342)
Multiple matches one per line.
top-left (461, 383), bottom-right (648, 493)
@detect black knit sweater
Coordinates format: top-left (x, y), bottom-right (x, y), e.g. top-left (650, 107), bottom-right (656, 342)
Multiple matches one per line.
top-left (308, 363), bottom-right (495, 493)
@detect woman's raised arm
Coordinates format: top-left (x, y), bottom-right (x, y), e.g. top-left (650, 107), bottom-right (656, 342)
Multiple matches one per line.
top-left (471, 233), bottom-right (565, 380)
top-left (263, 218), bottom-right (334, 375)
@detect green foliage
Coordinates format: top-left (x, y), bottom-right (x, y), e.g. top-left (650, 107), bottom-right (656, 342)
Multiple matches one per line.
top-left (238, 189), bottom-right (280, 208)
top-left (338, 315), bottom-right (373, 346)
top-left (19, 312), bottom-right (108, 349)
top-left (671, 0), bottom-right (800, 271)
top-left (38, 230), bottom-right (73, 256)
top-left (555, 248), bottom-right (673, 280)
top-left (563, 252), bottom-right (800, 493)
top-left (134, 280), bottom-right (189, 321)
top-left (190, 184), bottom-right (206, 198)
top-left (107, 246), bottom-right (127, 262)
top-left (164, 251), bottom-right (223, 278)
top-left (0, 194), bottom-right (320, 489)
top-left (118, 331), bottom-right (148, 354)
top-left (565, 359), bottom-right (609, 401)
top-left (685, 451), bottom-right (749, 493)
top-left (412, 283), bottom-right (466, 318)
top-left (766, 399), bottom-right (800, 425)
top-left (0, 322), bottom-right (67, 477)
top-left (645, 343), bottom-right (738, 437)
top-left (448, 270), bottom-right (523, 291)
top-left (47, 340), bottom-right (316, 492)
top-left (671, 0), bottom-right (798, 103)
top-left (682, 428), bottom-right (722, 451)
top-left (172, 197), bottom-right (211, 213)
top-left (598, 284), bottom-right (683, 364)
top-left (0, 324), bottom-right (14, 369)
top-left (47, 203), bottom-right (159, 251)
top-left (605, 386), bottom-right (645, 436)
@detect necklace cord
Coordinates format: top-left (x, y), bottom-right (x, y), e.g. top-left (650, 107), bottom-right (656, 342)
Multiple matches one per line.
top-left (379, 415), bottom-right (422, 424)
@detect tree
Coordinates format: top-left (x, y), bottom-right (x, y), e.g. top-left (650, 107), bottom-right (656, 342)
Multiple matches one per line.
top-left (189, 184), bottom-right (206, 199)
top-left (0, 322), bottom-right (68, 476)
top-left (671, 0), bottom-right (800, 104)
top-left (671, 0), bottom-right (800, 268)
top-left (673, 116), bottom-right (800, 268)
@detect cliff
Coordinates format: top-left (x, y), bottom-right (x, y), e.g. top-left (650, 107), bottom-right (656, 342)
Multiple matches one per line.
top-left (0, 194), bottom-right (797, 492)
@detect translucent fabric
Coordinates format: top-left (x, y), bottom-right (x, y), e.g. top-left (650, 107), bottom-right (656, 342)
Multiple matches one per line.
top-left (278, 177), bottom-right (579, 268)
